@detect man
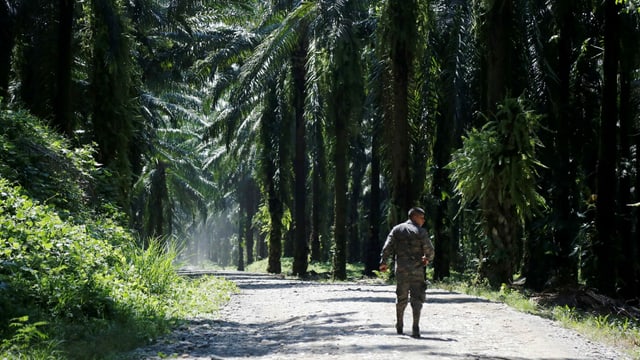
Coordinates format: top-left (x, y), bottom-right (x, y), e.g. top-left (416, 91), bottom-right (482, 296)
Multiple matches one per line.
top-left (379, 207), bottom-right (435, 338)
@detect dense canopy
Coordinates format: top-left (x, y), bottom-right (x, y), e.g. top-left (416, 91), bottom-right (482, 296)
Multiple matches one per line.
top-left (1, 0), bottom-right (639, 300)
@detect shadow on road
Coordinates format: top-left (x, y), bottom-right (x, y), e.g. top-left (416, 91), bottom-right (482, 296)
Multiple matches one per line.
top-left (135, 271), bottom-right (600, 360)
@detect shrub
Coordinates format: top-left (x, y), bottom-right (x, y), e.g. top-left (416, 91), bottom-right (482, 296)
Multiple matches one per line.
top-left (0, 109), bottom-right (97, 218)
top-left (0, 179), bottom-right (122, 326)
top-left (0, 179), bottom-right (237, 358)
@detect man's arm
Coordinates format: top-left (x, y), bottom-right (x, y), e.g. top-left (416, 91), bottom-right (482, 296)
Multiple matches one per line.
top-left (422, 230), bottom-right (435, 262)
top-left (379, 230), bottom-right (395, 271)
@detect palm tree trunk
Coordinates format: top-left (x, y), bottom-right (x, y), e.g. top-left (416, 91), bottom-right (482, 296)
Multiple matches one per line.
top-left (145, 160), bottom-right (168, 246)
top-left (292, 33), bottom-right (309, 276)
top-left (618, 18), bottom-right (636, 298)
top-left (267, 186), bottom-right (283, 274)
top-left (331, 47), bottom-right (350, 280)
top-left (364, 131), bottom-right (382, 275)
top-left (348, 138), bottom-right (366, 263)
top-left (263, 89), bottom-right (283, 274)
top-left (432, 167), bottom-right (451, 281)
top-left (54, 0), bottom-right (74, 136)
top-left (90, 0), bottom-right (134, 208)
top-left (549, 0), bottom-right (578, 285)
top-left (246, 179), bottom-right (259, 265)
top-left (383, 0), bottom-right (417, 220)
top-left (482, 0), bottom-right (513, 112)
top-left (0, 1), bottom-right (16, 100)
top-left (237, 214), bottom-right (245, 271)
top-left (480, 187), bottom-right (519, 287)
top-left (594, 0), bottom-right (620, 296)
top-left (332, 112), bottom-right (348, 280)
top-left (310, 118), bottom-right (326, 262)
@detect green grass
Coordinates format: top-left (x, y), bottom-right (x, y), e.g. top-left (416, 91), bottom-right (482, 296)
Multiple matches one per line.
top-left (0, 275), bottom-right (238, 360)
top-left (434, 277), bottom-right (640, 359)
top-left (551, 305), bottom-right (640, 359)
top-left (0, 185), bottom-right (239, 360)
top-left (245, 257), bottom-right (366, 280)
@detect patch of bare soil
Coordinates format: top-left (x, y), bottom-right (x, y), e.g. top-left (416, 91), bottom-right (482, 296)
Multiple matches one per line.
top-left (128, 271), bottom-right (630, 360)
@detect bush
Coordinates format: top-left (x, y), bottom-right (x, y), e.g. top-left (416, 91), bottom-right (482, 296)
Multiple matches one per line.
top-left (0, 108), bottom-right (237, 358)
top-left (0, 180), bottom-right (237, 358)
top-left (0, 109), bottom-right (97, 218)
top-left (0, 180), bottom-right (126, 325)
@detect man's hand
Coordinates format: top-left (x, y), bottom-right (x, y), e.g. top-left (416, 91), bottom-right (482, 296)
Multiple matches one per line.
top-left (421, 256), bottom-right (429, 266)
top-left (379, 262), bottom-right (388, 272)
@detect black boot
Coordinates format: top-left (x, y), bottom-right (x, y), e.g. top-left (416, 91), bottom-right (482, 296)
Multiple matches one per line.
top-left (411, 325), bottom-right (420, 338)
top-left (396, 304), bottom-right (406, 334)
top-left (411, 307), bottom-right (421, 338)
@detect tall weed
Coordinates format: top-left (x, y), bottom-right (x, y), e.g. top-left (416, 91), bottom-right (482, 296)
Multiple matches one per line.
top-left (0, 180), bottom-right (236, 358)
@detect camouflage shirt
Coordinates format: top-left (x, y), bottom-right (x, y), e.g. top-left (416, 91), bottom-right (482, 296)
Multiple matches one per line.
top-left (380, 219), bottom-right (435, 274)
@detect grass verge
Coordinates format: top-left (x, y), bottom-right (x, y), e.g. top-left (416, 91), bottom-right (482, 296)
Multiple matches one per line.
top-left (245, 257), bottom-right (365, 280)
top-left (0, 275), bottom-right (238, 360)
top-left (435, 278), bottom-right (640, 359)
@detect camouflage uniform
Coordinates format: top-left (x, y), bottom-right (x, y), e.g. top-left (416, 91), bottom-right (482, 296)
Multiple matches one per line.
top-left (380, 218), bottom-right (434, 337)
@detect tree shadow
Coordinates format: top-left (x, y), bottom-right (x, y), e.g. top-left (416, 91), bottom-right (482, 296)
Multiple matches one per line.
top-left (133, 273), bottom-right (592, 360)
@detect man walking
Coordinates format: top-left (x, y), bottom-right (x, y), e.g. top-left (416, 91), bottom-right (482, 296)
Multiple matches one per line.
top-left (379, 207), bottom-right (435, 338)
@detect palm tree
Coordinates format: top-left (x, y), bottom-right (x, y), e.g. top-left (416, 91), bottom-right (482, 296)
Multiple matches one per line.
top-left (204, 1), bottom-right (318, 274)
top-left (428, 0), bottom-right (473, 281)
top-left (594, 0), bottom-right (621, 296)
top-left (618, 6), bottom-right (640, 298)
top-left (307, 50), bottom-right (331, 262)
top-left (131, 109), bottom-right (214, 247)
top-left (378, 0), bottom-right (419, 221)
top-left (448, 97), bottom-right (547, 288)
top-left (324, 0), bottom-right (366, 280)
top-left (291, 24), bottom-right (310, 276)
top-left (90, 0), bottom-right (139, 209)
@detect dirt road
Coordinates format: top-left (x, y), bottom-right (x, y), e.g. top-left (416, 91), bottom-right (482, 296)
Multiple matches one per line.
top-left (129, 271), bottom-right (628, 359)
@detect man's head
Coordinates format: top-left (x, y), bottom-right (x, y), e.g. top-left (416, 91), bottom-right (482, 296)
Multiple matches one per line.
top-left (408, 207), bottom-right (425, 226)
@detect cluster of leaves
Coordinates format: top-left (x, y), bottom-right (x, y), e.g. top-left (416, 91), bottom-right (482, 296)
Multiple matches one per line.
top-left (0, 108), bottom-right (98, 218)
top-left (0, 108), bottom-right (237, 357)
top-left (0, 178), bottom-right (236, 357)
top-left (0, 181), bottom-right (121, 322)
top-left (448, 96), bottom-right (547, 221)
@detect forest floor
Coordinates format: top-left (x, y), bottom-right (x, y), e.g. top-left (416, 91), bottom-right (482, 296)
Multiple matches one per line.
top-left (128, 271), bottom-right (630, 360)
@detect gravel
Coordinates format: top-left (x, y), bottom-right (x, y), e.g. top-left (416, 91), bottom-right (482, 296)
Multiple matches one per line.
top-left (128, 271), bottom-right (630, 360)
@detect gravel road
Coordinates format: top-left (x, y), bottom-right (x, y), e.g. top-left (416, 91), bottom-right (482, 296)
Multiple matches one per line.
top-left (129, 271), bottom-right (629, 360)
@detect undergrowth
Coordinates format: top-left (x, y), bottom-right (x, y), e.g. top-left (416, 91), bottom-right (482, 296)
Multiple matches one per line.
top-left (0, 109), bottom-right (237, 359)
top-left (0, 180), bottom-right (237, 358)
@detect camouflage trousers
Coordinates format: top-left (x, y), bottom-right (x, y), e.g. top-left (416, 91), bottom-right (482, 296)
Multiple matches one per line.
top-left (395, 270), bottom-right (426, 311)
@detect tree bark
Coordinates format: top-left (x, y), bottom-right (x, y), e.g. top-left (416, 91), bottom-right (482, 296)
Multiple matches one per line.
top-left (482, 0), bottom-right (513, 113)
top-left (237, 213), bottom-right (245, 271)
top-left (0, 1), bottom-right (16, 100)
top-left (593, 0), bottom-right (620, 296)
top-left (364, 131), bottom-right (382, 276)
top-left (549, 0), bottom-right (578, 286)
top-left (310, 117), bottom-right (327, 262)
top-left (264, 90), bottom-right (282, 274)
top-left (384, 0), bottom-right (416, 221)
top-left (54, 0), bottom-right (74, 136)
top-left (292, 33), bottom-right (309, 276)
top-left (480, 187), bottom-right (519, 288)
top-left (332, 111), bottom-right (348, 280)
top-left (618, 17), bottom-right (636, 298)
top-left (348, 138), bottom-right (366, 263)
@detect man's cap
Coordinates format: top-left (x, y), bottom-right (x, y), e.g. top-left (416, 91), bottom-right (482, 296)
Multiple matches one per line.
top-left (408, 207), bottom-right (425, 217)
